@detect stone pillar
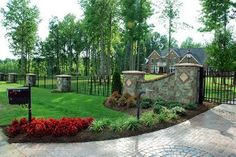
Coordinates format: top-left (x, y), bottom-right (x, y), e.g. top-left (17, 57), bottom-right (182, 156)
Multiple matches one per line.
top-left (122, 71), bottom-right (145, 96)
top-left (0, 72), bottom-right (4, 81)
top-left (8, 73), bottom-right (17, 83)
top-left (56, 75), bottom-right (72, 92)
top-left (174, 63), bottom-right (202, 104)
top-left (26, 74), bottom-right (37, 86)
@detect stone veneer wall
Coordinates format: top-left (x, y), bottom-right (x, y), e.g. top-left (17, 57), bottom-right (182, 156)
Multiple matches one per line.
top-left (56, 75), bottom-right (72, 92)
top-left (122, 71), bottom-right (145, 96)
top-left (174, 64), bottom-right (201, 104)
top-left (122, 63), bottom-right (202, 104)
top-left (26, 74), bottom-right (37, 86)
top-left (139, 74), bottom-right (175, 101)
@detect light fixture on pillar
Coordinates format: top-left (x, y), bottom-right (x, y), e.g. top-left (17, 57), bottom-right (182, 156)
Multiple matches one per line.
top-left (186, 50), bottom-right (191, 63)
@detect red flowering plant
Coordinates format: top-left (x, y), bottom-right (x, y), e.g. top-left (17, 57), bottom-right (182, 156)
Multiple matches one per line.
top-left (7, 117), bottom-right (94, 137)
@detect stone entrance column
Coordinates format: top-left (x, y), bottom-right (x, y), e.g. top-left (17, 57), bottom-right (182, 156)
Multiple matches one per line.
top-left (56, 75), bottom-right (72, 92)
top-left (122, 71), bottom-right (145, 96)
top-left (0, 72), bottom-right (4, 81)
top-left (174, 63), bottom-right (202, 104)
top-left (8, 73), bottom-right (17, 83)
top-left (26, 74), bottom-right (37, 86)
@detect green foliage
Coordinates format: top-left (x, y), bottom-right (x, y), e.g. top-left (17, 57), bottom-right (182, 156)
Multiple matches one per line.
top-left (140, 98), bottom-right (154, 109)
top-left (153, 104), bottom-right (165, 114)
top-left (112, 71), bottom-right (122, 94)
top-left (180, 37), bottom-right (203, 49)
top-left (184, 103), bottom-right (198, 110)
top-left (89, 119), bottom-right (111, 132)
top-left (159, 0), bottom-right (182, 49)
top-left (1, 0), bottom-right (40, 74)
top-left (123, 117), bottom-right (140, 131)
top-left (109, 119), bottom-right (125, 132)
top-left (171, 106), bottom-right (186, 115)
top-left (158, 107), bottom-right (178, 122)
top-left (140, 112), bottom-right (159, 127)
top-left (206, 30), bottom-right (236, 71)
top-left (199, 0), bottom-right (233, 32)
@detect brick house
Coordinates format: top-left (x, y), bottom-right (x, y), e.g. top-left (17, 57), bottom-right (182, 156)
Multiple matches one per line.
top-left (144, 48), bottom-right (207, 74)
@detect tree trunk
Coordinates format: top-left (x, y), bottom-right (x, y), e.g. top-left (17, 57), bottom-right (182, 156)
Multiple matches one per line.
top-left (168, 18), bottom-right (172, 52)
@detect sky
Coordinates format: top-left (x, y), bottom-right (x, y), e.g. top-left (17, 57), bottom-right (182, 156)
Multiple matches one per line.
top-left (0, 0), bottom-right (234, 60)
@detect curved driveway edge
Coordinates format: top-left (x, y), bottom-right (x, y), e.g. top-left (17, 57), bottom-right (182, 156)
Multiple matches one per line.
top-left (1, 104), bottom-right (236, 157)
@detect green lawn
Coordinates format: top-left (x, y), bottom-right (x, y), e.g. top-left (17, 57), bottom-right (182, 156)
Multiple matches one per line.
top-left (144, 74), bottom-right (165, 80)
top-left (0, 82), bottom-right (129, 125)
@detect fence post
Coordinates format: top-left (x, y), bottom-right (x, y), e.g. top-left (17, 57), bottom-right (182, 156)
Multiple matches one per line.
top-left (44, 76), bottom-right (46, 88)
top-left (90, 76), bottom-right (93, 95)
top-left (76, 76), bottom-right (79, 93)
top-left (198, 67), bottom-right (204, 104)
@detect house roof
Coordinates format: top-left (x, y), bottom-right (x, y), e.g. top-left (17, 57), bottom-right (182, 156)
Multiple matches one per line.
top-left (147, 48), bottom-right (207, 65)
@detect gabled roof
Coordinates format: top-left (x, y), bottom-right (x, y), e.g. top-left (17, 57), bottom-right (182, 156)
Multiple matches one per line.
top-left (147, 48), bottom-right (207, 65)
top-left (147, 50), bottom-right (160, 58)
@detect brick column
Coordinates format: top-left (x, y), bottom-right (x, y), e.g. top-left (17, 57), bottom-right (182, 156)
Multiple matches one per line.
top-left (8, 73), bottom-right (17, 83)
top-left (122, 71), bottom-right (145, 96)
top-left (56, 75), bottom-right (72, 92)
top-left (174, 63), bottom-right (202, 104)
top-left (26, 74), bottom-right (37, 86)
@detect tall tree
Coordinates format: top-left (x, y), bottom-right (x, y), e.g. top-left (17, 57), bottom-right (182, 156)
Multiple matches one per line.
top-left (1, 0), bottom-right (40, 74)
top-left (159, 0), bottom-right (181, 52)
top-left (200, 0), bottom-right (236, 71)
top-left (180, 37), bottom-right (202, 49)
top-left (121, 0), bottom-right (152, 70)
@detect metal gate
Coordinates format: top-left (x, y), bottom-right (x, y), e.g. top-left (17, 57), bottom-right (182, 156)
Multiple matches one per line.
top-left (199, 68), bottom-right (236, 104)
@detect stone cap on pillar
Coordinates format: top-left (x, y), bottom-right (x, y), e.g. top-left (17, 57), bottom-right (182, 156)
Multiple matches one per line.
top-left (26, 73), bottom-right (36, 76)
top-left (122, 71), bottom-right (146, 75)
top-left (8, 73), bottom-right (17, 75)
top-left (175, 63), bottom-right (203, 68)
top-left (56, 74), bottom-right (72, 78)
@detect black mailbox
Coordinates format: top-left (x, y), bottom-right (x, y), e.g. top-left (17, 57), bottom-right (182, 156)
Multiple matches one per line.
top-left (8, 88), bottom-right (30, 104)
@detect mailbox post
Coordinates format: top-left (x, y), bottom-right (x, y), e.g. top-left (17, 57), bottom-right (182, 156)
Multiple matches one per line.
top-left (8, 84), bottom-right (32, 123)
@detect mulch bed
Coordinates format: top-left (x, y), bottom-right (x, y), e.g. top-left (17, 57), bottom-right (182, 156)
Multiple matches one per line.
top-left (1, 102), bottom-right (217, 143)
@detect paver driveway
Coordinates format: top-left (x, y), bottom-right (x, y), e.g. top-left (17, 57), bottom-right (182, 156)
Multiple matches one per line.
top-left (0, 104), bottom-right (236, 157)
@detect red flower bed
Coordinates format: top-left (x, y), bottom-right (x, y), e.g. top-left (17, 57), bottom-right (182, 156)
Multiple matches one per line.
top-left (7, 117), bottom-right (94, 137)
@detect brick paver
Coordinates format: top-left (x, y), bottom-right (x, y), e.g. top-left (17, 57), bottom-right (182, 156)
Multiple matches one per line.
top-left (0, 104), bottom-right (236, 157)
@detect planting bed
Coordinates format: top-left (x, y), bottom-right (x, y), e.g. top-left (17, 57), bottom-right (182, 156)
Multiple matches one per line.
top-left (2, 102), bottom-right (215, 143)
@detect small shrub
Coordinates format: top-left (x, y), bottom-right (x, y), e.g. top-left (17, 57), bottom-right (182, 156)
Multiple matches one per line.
top-left (157, 107), bottom-right (178, 122)
top-left (185, 103), bottom-right (198, 110)
top-left (126, 96), bottom-right (137, 108)
top-left (165, 102), bottom-right (182, 108)
top-left (111, 91), bottom-right (121, 99)
top-left (104, 96), bottom-right (117, 108)
top-left (117, 96), bottom-right (127, 107)
top-left (123, 92), bottom-right (132, 99)
top-left (171, 106), bottom-right (186, 115)
top-left (112, 71), bottom-right (122, 94)
top-left (153, 104), bottom-right (164, 114)
top-left (140, 98), bottom-right (154, 109)
top-left (89, 119), bottom-right (111, 132)
top-left (109, 119), bottom-right (124, 132)
top-left (123, 117), bottom-right (140, 131)
top-left (7, 117), bottom-right (94, 137)
top-left (140, 112), bottom-right (159, 127)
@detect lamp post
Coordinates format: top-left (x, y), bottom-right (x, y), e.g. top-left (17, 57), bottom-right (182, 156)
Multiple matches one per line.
top-left (136, 88), bottom-right (154, 120)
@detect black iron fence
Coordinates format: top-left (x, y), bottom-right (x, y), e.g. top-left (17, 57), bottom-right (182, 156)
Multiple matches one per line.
top-left (201, 69), bottom-right (236, 104)
top-left (15, 75), bottom-right (112, 97)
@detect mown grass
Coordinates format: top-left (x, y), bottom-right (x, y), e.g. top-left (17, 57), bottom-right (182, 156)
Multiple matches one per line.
top-left (144, 74), bottom-right (164, 80)
top-left (0, 82), bottom-right (129, 125)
